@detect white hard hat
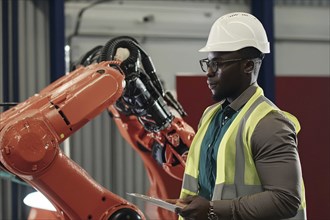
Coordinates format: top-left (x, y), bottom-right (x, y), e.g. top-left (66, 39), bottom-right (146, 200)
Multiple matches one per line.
top-left (199, 12), bottom-right (270, 53)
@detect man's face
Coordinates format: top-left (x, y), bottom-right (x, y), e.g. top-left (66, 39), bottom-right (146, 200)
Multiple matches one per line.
top-left (206, 51), bottom-right (243, 102)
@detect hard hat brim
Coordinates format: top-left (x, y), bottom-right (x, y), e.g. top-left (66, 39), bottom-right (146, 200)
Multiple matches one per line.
top-left (198, 41), bottom-right (270, 53)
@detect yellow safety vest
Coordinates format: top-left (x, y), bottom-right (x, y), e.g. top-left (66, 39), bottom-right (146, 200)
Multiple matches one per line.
top-left (180, 87), bottom-right (306, 220)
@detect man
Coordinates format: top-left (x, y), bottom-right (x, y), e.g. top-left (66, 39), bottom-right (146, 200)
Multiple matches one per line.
top-left (167, 12), bottom-right (306, 220)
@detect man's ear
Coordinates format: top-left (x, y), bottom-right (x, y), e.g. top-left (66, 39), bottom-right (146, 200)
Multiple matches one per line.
top-left (244, 60), bottom-right (255, 74)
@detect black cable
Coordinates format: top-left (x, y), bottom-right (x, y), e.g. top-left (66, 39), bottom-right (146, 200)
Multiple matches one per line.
top-left (73, 0), bottom-right (113, 37)
top-left (66, 0), bottom-right (116, 67)
top-left (0, 102), bottom-right (18, 107)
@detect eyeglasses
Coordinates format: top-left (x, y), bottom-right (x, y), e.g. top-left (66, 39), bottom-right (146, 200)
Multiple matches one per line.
top-left (199, 58), bottom-right (243, 73)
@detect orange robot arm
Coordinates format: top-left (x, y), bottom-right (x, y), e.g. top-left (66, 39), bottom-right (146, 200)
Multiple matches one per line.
top-left (73, 36), bottom-right (195, 183)
top-left (109, 105), bottom-right (194, 220)
top-left (0, 61), bottom-right (144, 220)
top-left (74, 36), bottom-right (195, 220)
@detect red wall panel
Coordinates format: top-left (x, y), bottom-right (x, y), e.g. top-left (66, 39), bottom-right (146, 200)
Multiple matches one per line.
top-left (276, 77), bottom-right (330, 220)
top-left (176, 75), bottom-right (215, 130)
top-left (176, 75), bottom-right (330, 220)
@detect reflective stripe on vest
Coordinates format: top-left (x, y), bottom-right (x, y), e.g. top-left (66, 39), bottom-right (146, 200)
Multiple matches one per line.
top-left (180, 87), bottom-right (306, 220)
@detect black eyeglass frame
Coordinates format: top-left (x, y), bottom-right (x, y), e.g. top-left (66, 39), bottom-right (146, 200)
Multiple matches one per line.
top-left (199, 58), bottom-right (244, 73)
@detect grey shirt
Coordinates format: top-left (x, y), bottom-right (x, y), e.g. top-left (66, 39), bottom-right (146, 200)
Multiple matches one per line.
top-left (213, 84), bottom-right (303, 220)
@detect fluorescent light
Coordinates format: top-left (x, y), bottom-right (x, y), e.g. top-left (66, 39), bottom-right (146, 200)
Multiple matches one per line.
top-left (23, 191), bottom-right (56, 211)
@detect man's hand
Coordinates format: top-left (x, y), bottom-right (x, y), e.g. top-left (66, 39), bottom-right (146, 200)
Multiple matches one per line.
top-left (166, 195), bottom-right (210, 219)
top-left (165, 198), bottom-right (186, 215)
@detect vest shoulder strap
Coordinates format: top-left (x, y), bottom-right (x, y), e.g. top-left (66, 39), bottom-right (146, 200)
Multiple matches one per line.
top-left (197, 103), bottom-right (221, 129)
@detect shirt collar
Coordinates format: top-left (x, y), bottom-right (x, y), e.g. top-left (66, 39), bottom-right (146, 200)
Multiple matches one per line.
top-left (224, 82), bottom-right (259, 112)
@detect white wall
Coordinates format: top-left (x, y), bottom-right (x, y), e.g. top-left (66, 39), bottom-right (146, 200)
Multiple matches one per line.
top-left (274, 6), bottom-right (330, 76)
top-left (65, 0), bottom-right (329, 87)
top-left (65, 1), bottom-right (249, 92)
